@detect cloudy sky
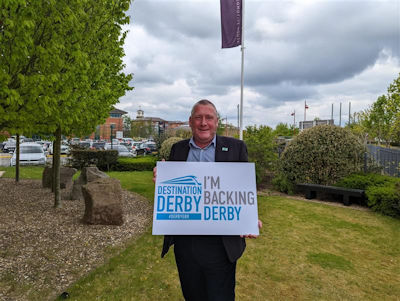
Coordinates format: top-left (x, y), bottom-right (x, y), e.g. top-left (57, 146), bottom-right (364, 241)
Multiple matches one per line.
top-left (118, 0), bottom-right (400, 129)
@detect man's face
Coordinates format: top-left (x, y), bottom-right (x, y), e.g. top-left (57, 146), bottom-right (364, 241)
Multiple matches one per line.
top-left (189, 104), bottom-right (218, 147)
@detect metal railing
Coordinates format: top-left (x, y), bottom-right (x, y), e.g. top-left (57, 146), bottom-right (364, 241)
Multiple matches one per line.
top-left (366, 145), bottom-right (400, 177)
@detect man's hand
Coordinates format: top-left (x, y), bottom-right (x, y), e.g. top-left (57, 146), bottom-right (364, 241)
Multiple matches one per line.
top-left (240, 220), bottom-right (263, 239)
top-left (153, 159), bottom-right (165, 183)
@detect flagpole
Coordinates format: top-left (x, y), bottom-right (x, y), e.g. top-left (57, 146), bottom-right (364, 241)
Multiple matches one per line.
top-left (239, 0), bottom-right (245, 140)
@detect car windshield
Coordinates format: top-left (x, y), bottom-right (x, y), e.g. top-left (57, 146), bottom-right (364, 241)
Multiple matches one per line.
top-left (118, 145), bottom-right (129, 152)
top-left (20, 146), bottom-right (43, 153)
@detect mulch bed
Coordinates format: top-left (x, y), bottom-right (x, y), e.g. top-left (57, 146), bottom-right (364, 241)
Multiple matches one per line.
top-left (0, 178), bottom-right (153, 301)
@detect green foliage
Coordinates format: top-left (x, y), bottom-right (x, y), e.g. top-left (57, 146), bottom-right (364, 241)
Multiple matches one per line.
top-left (337, 173), bottom-right (400, 217)
top-left (112, 157), bottom-right (157, 172)
top-left (130, 120), bottom-right (155, 139)
top-left (350, 73), bottom-right (400, 145)
top-left (244, 125), bottom-right (278, 184)
top-left (366, 184), bottom-right (400, 218)
top-left (273, 122), bottom-right (298, 137)
top-left (70, 149), bottom-right (118, 171)
top-left (279, 125), bottom-right (365, 185)
top-left (271, 173), bottom-right (295, 194)
top-left (1, 0), bottom-right (132, 137)
top-left (336, 172), bottom-right (398, 190)
top-left (159, 137), bottom-right (184, 160)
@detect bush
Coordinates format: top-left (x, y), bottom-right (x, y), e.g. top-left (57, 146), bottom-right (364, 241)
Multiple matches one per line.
top-left (70, 149), bottom-right (118, 171)
top-left (366, 184), bottom-right (400, 218)
top-left (271, 173), bottom-right (295, 194)
top-left (244, 125), bottom-right (278, 184)
top-left (159, 137), bottom-right (184, 160)
top-left (336, 172), bottom-right (400, 217)
top-left (279, 125), bottom-right (365, 185)
top-left (336, 172), bottom-right (398, 190)
top-left (112, 157), bottom-right (157, 171)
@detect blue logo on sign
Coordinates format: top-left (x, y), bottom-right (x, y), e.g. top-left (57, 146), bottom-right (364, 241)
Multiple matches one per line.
top-left (157, 175), bottom-right (202, 220)
top-left (162, 175), bottom-right (201, 186)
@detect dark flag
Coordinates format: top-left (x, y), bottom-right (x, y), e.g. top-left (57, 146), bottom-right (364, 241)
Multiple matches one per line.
top-left (220, 0), bottom-right (242, 48)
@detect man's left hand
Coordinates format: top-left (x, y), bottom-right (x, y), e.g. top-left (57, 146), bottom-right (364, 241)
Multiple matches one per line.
top-left (240, 220), bottom-right (262, 239)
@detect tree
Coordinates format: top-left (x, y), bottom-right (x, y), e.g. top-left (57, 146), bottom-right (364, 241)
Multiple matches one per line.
top-left (243, 125), bottom-right (277, 184)
top-left (123, 115), bottom-right (132, 137)
top-left (1, 0), bottom-right (132, 207)
top-left (279, 125), bottom-right (365, 186)
top-left (351, 73), bottom-right (400, 146)
top-left (273, 122), bottom-right (298, 137)
top-left (131, 120), bottom-right (155, 138)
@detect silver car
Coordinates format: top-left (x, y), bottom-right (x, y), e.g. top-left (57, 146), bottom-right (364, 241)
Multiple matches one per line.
top-left (10, 143), bottom-right (47, 166)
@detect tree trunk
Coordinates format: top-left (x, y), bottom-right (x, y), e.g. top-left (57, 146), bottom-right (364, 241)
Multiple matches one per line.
top-left (15, 133), bottom-right (20, 183)
top-left (53, 127), bottom-right (62, 208)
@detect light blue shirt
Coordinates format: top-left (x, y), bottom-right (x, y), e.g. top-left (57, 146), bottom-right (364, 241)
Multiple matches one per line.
top-left (187, 136), bottom-right (216, 162)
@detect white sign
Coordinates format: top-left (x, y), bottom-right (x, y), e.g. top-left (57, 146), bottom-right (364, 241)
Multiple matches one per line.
top-left (116, 131), bottom-right (123, 139)
top-left (152, 162), bottom-right (259, 235)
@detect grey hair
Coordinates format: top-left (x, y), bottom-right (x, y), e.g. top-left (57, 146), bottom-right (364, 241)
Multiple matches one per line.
top-left (191, 99), bottom-right (218, 117)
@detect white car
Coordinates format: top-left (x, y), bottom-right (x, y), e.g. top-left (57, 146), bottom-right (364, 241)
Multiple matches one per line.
top-left (10, 143), bottom-right (47, 166)
top-left (48, 143), bottom-right (70, 155)
top-left (106, 144), bottom-right (136, 157)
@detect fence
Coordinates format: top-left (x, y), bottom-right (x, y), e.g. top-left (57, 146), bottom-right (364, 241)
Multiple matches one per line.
top-left (366, 145), bottom-right (400, 177)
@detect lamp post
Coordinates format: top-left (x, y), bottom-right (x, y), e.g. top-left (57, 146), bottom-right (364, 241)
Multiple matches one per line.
top-left (110, 124), bottom-right (115, 149)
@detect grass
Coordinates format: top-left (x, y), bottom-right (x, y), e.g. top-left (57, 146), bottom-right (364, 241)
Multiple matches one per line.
top-left (0, 166), bottom-right (44, 179)
top-left (1, 167), bottom-right (399, 300)
top-left (62, 183), bottom-right (400, 300)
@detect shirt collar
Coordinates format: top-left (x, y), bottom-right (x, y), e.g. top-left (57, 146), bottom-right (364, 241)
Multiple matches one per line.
top-left (189, 135), bottom-right (216, 150)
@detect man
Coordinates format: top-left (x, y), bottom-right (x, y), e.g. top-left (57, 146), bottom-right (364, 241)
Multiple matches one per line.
top-left (154, 99), bottom-right (261, 301)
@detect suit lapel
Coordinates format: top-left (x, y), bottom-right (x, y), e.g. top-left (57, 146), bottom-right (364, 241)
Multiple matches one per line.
top-left (180, 143), bottom-right (190, 161)
top-left (215, 136), bottom-right (226, 162)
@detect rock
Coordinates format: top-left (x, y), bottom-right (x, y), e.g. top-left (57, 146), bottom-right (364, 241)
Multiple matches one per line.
top-left (42, 166), bottom-right (53, 189)
top-left (81, 177), bottom-right (123, 225)
top-left (42, 166), bottom-right (77, 200)
top-left (71, 167), bottom-right (109, 201)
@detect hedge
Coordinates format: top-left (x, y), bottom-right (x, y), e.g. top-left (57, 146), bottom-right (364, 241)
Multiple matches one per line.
top-left (70, 149), bottom-right (118, 171)
top-left (337, 173), bottom-right (400, 218)
top-left (112, 157), bottom-right (157, 171)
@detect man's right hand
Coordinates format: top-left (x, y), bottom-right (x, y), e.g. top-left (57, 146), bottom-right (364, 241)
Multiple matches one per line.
top-left (153, 159), bottom-right (165, 183)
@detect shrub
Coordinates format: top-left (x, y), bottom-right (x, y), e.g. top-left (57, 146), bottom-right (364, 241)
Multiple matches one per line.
top-left (70, 149), bottom-right (118, 170)
top-left (279, 125), bottom-right (365, 185)
top-left (244, 125), bottom-right (278, 184)
top-left (112, 157), bottom-right (157, 171)
top-left (366, 184), bottom-right (400, 218)
top-left (336, 173), bottom-right (398, 190)
top-left (159, 137), bottom-right (184, 160)
top-left (336, 172), bottom-right (400, 217)
top-left (271, 173), bottom-right (295, 194)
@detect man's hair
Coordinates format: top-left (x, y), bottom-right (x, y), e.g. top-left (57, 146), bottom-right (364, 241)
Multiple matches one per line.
top-left (191, 99), bottom-right (218, 117)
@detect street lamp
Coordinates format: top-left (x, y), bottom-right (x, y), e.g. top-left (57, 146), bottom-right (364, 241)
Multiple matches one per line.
top-left (110, 124), bottom-right (115, 149)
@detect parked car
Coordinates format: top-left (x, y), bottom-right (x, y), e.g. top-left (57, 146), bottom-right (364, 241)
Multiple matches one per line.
top-left (10, 143), bottom-right (47, 166)
top-left (107, 144), bottom-right (136, 157)
top-left (49, 143), bottom-right (70, 155)
top-left (78, 141), bottom-right (91, 149)
top-left (137, 142), bottom-right (157, 155)
top-left (91, 142), bottom-right (106, 150)
top-left (3, 140), bottom-right (16, 153)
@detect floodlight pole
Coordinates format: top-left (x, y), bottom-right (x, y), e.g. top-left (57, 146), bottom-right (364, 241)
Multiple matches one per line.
top-left (239, 0), bottom-right (245, 140)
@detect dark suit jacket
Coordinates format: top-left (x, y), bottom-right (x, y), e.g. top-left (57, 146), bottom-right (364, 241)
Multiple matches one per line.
top-left (161, 135), bottom-right (248, 262)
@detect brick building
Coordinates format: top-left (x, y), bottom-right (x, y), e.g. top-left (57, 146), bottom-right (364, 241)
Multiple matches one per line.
top-left (89, 108), bottom-right (127, 141)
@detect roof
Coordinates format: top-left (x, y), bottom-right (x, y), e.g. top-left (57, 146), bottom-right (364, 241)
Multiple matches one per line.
top-left (133, 117), bottom-right (166, 122)
top-left (110, 108), bottom-right (128, 115)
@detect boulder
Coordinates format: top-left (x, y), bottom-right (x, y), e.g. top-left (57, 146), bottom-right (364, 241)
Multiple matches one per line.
top-left (71, 167), bottom-right (109, 201)
top-left (81, 177), bottom-right (123, 225)
top-left (42, 166), bottom-right (77, 200)
top-left (42, 166), bottom-right (53, 189)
